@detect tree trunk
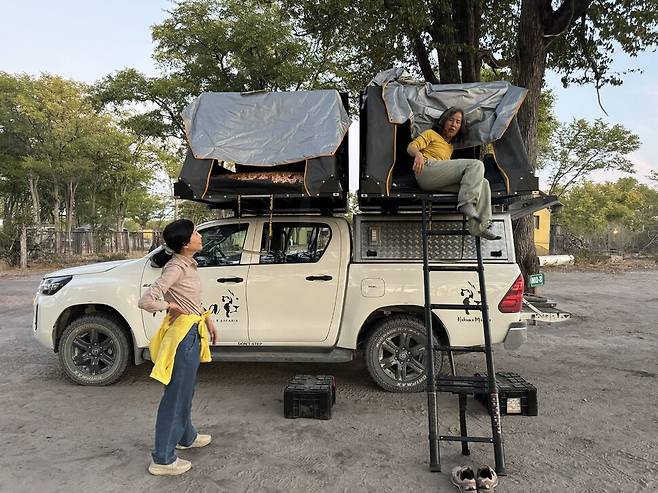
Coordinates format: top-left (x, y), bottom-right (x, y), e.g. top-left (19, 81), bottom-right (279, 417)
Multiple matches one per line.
top-left (52, 181), bottom-right (62, 253)
top-left (28, 173), bottom-right (41, 225)
top-left (454, 0), bottom-right (482, 83)
top-left (512, 0), bottom-right (550, 286)
top-left (430, 3), bottom-right (461, 83)
top-left (65, 179), bottom-right (78, 234)
top-left (116, 200), bottom-right (127, 251)
top-left (20, 226), bottom-right (28, 269)
top-left (514, 1), bottom-right (548, 167)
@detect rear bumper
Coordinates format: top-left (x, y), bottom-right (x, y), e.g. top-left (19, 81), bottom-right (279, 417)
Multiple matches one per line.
top-left (504, 321), bottom-right (527, 350)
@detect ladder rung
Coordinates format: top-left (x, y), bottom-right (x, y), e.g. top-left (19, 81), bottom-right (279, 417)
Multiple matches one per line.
top-left (437, 375), bottom-right (488, 384)
top-left (434, 345), bottom-right (487, 353)
top-left (422, 229), bottom-right (470, 236)
top-left (427, 265), bottom-right (480, 272)
top-left (439, 435), bottom-right (494, 443)
top-left (431, 304), bottom-right (483, 311)
top-left (436, 376), bottom-right (489, 393)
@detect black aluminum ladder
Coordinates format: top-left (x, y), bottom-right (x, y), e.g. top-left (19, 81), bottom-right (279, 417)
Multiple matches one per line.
top-left (420, 199), bottom-right (506, 475)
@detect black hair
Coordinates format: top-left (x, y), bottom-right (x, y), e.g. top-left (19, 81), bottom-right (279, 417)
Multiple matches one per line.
top-left (432, 107), bottom-right (466, 143)
top-left (150, 219), bottom-right (195, 268)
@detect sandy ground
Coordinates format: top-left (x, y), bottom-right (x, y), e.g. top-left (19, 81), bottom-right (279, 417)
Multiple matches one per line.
top-left (1, 269), bottom-right (657, 492)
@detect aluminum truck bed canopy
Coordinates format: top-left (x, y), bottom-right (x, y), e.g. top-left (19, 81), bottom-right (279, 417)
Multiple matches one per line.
top-left (359, 68), bottom-right (539, 210)
top-left (175, 90), bottom-right (350, 212)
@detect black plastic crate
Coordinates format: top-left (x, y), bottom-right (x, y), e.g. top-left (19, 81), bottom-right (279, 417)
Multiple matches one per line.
top-left (474, 372), bottom-right (538, 416)
top-left (289, 374), bottom-right (336, 404)
top-left (284, 375), bottom-right (335, 419)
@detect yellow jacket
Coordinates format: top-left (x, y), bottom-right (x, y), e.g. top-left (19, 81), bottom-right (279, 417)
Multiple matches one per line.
top-left (149, 311), bottom-right (212, 385)
top-left (409, 129), bottom-right (453, 161)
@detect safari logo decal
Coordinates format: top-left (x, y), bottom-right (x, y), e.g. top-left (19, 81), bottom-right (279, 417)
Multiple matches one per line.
top-left (208, 289), bottom-right (240, 323)
top-left (460, 281), bottom-right (481, 315)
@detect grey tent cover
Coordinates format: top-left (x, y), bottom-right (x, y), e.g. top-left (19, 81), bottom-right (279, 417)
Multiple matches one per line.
top-left (372, 68), bottom-right (527, 149)
top-left (182, 90), bottom-right (351, 166)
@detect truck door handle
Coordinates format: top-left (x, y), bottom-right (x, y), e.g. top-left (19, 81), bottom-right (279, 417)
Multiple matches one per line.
top-left (306, 275), bottom-right (333, 281)
top-left (217, 277), bottom-right (244, 283)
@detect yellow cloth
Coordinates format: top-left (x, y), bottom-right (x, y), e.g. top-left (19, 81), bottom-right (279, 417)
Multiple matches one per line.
top-left (149, 311), bottom-right (212, 385)
top-left (409, 129), bottom-right (453, 161)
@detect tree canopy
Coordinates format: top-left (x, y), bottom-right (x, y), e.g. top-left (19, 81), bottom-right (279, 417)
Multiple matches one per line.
top-left (542, 118), bottom-right (640, 196)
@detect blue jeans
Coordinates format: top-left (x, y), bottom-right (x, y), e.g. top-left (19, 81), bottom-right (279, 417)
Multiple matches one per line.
top-left (152, 323), bottom-right (200, 465)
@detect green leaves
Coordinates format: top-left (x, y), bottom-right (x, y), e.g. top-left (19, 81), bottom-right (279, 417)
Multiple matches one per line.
top-left (0, 72), bottom-right (166, 232)
top-left (543, 118), bottom-right (641, 196)
top-left (558, 178), bottom-right (658, 237)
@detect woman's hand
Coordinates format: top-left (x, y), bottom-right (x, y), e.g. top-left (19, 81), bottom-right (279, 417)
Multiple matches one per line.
top-left (167, 302), bottom-right (185, 322)
top-left (412, 152), bottom-right (426, 174)
top-left (207, 318), bottom-right (219, 345)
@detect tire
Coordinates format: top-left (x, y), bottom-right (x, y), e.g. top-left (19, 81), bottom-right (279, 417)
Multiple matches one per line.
top-left (365, 315), bottom-right (443, 393)
top-left (58, 315), bottom-right (130, 386)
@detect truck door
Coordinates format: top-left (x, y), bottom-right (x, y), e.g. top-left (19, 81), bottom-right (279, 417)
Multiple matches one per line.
top-left (141, 222), bottom-right (253, 344)
top-left (246, 220), bottom-right (341, 343)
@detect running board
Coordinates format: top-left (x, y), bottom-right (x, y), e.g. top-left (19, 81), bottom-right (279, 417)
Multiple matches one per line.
top-left (143, 346), bottom-right (355, 363)
top-left (210, 347), bottom-right (354, 363)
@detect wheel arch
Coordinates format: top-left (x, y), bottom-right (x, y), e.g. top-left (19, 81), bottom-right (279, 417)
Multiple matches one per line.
top-left (356, 305), bottom-right (449, 348)
top-left (54, 304), bottom-right (142, 365)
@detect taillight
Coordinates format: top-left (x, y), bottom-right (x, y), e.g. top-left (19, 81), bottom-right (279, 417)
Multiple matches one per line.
top-left (498, 275), bottom-right (524, 313)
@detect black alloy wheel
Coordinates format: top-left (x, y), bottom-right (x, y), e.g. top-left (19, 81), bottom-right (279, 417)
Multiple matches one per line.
top-left (365, 315), bottom-right (443, 393)
top-left (58, 315), bottom-right (130, 386)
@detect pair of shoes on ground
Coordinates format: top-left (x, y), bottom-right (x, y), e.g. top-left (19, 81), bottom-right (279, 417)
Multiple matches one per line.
top-left (147, 434), bottom-right (212, 476)
top-left (457, 204), bottom-right (501, 241)
top-left (451, 465), bottom-right (498, 491)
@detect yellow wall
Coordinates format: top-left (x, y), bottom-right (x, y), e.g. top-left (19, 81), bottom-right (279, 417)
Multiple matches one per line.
top-left (533, 208), bottom-right (551, 255)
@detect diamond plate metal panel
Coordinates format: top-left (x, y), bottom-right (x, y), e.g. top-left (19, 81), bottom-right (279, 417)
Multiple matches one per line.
top-left (359, 220), bottom-right (507, 261)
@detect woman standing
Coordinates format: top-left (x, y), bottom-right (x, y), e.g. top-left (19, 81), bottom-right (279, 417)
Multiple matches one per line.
top-left (138, 219), bottom-right (219, 476)
top-left (407, 107), bottom-right (500, 241)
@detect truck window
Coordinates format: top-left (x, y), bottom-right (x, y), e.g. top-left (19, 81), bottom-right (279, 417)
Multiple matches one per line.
top-left (195, 223), bottom-right (248, 267)
top-left (259, 223), bottom-right (331, 264)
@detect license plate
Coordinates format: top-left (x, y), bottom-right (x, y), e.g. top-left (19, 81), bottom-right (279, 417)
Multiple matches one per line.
top-left (528, 273), bottom-right (545, 287)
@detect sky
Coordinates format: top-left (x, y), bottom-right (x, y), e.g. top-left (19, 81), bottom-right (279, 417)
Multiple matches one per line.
top-left (1, 0), bottom-right (656, 191)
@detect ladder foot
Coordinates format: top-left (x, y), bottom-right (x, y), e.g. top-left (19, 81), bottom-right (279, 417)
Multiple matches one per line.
top-left (429, 464), bottom-right (442, 473)
top-left (495, 467), bottom-right (507, 476)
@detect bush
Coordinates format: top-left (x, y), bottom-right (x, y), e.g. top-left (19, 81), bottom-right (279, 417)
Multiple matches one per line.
top-left (98, 253), bottom-right (128, 262)
top-left (573, 250), bottom-right (609, 265)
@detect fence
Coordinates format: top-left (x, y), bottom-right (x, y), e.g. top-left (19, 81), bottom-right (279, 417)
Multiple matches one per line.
top-left (26, 229), bottom-right (162, 259)
top-left (550, 226), bottom-right (658, 256)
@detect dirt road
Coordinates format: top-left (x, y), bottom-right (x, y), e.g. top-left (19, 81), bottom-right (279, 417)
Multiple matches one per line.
top-left (1, 270), bottom-right (656, 492)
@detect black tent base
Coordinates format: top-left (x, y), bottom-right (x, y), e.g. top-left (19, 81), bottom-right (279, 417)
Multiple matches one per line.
top-left (358, 191), bottom-right (560, 220)
top-left (174, 181), bottom-right (347, 215)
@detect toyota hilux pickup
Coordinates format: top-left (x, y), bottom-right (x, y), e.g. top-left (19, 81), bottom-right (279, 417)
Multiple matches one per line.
top-left (33, 213), bottom-right (527, 392)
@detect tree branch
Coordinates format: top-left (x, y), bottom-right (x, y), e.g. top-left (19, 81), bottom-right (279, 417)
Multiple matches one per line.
top-left (545, 0), bottom-right (590, 38)
top-left (410, 31), bottom-right (439, 84)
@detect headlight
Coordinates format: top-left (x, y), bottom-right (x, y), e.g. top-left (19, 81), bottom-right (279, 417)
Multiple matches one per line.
top-left (38, 276), bottom-right (72, 295)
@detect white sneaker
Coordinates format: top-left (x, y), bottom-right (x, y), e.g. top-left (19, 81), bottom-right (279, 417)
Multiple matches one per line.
top-left (176, 433), bottom-right (212, 450)
top-left (148, 457), bottom-right (192, 476)
top-left (478, 227), bottom-right (501, 241)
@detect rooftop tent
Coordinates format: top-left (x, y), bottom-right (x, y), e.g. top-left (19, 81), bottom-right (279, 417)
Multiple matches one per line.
top-left (359, 68), bottom-right (539, 208)
top-left (175, 90), bottom-right (350, 212)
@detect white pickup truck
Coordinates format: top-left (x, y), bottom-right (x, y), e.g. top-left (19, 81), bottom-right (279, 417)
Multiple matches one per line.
top-left (33, 213), bottom-right (527, 392)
